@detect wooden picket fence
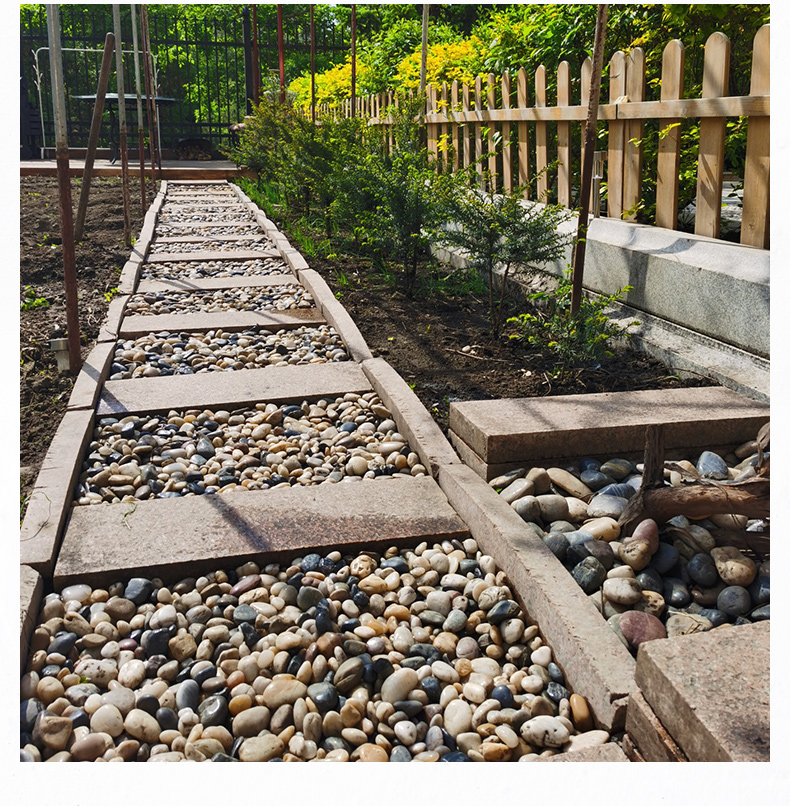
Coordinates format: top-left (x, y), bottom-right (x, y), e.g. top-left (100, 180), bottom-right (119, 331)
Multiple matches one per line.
top-left (324, 26), bottom-right (769, 249)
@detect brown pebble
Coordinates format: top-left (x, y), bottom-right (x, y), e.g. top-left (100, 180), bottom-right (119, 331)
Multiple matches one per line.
top-left (355, 743), bottom-right (389, 761)
top-left (569, 694), bottom-right (594, 732)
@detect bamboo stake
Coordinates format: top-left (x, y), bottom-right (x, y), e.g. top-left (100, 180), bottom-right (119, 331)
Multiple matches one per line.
top-left (74, 32), bottom-right (114, 242)
top-left (141, 5), bottom-right (161, 173)
top-left (350, 5), bottom-right (356, 117)
top-left (131, 4), bottom-right (147, 214)
top-left (46, 4), bottom-right (81, 376)
top-left (420, 4), bottom-right (429, 95)
top-left (112, 4), bottom-right (132, 248)
top-left (570, 4), bottom-right (608, 317)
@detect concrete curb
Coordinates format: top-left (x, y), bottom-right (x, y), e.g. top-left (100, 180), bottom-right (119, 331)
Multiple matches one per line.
top-left (117, 258), bottom-right (142, 295)
top-left (96, 295), bottom-right (130, 343)
top-left (361, 357), bottom-right (461, 477)
top-left (20, 565), bottom-right (43, 675)
top-left (438, 463), bottom-right (636, 732)
top-left (96, 361), bottom-right (373, 416)
top-left (67, 341), bottom-right (115, 411)
top-left (20, 409), bottom-right (95, 576)
top-left (54, 477), bottom-right (469, 589)
top-left (625, 691), bottom-right (687, 762)
top-left (297, 269), bottom-right (373, 363)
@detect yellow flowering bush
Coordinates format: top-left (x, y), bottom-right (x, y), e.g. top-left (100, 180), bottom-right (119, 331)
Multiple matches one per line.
top-left (393, 37), bottom-right (486, 91)
top-left (289, 57), bottom-right (374, 112)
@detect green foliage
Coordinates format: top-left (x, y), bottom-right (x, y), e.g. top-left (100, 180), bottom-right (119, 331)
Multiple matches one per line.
top-left (507, 270), bottom-right (639, 376)
top-left (20, 286), bottom-right (49, 312)
top-left (434, 176), bottom-right (570, 337)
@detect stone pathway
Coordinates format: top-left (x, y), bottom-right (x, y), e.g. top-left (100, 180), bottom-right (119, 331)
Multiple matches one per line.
top-left (19, 180), bottom-right (769, 763)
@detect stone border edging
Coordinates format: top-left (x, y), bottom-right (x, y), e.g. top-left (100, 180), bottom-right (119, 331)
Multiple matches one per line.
top-left (625, 691), bottom-right (687, 762)
top-left (67, 341), bottom-right (116, 411)
top-left (20, 565), bottom-right (43, 675)
top-left (437, 462), bottom-right (636, 732)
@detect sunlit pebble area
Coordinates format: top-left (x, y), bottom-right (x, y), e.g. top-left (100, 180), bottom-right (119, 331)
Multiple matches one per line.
top-left (110, 326), bottom-right (349, 380)
top-left (20, 541), bottom-right (608, 762)
top-left (148, 236), bottom-right (275, 254)
top-left (492, 443), bottom-right (770, 654)
top-left (153, 224), bottom-right (263, 238)
top-left (157, 206), bottom-right (255, 224)
top-left (75, 394), bottom-right (430, 506)
top-left (140, 257), bottom-right (289, 281)
top-left (125, 286), bottom-right (314, 316)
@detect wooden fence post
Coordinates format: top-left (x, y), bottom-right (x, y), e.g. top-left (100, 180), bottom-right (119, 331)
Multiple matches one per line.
top-left (607, 51), bottom-right (626, 218)
top-left (517, 67), bottom-right (530, 198)
top-left (501, 70), bottom-right (512, 192)
top-left (535, 65), bottom-right (548, 201)
top-left (451, 80), bottom-right (460, 172)
top-left (695, 32), bottom-right (730, 239)
top-left (580, 57), bottom-right (591, 169)
top-left (655, 39), bottom-right (685, 230)
top-left (623, 48), bottom-right (645, 220)
top-left (487, 73), bottom-right (497, 191)
top-left (741, 24), bottom-right (769, 248)
top-left (557, 60), bottom-right (571, 207)
top-left (462, 81), bottom-right (472, 174)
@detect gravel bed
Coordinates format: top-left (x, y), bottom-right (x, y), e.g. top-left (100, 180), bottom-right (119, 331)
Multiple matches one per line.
top-left (126, 286), bottom-right (314, 316)
top-left (166, 184), bottom-right (237, 195)
top-left (492, 442), bottom-right (770, 653)
top-left (158, 208), bottom-right (255, 224)
top-left (148, 236), bottom-right (275, 254)
top-left (110, 326), bottom-right (350, 380)
top-left (153, 224), bottom-right (263, 238)
top-left (20, 541), bottom-right (609, 762)
top-left (140, 258), bottom-right (289, 281)
top-left (75, 395), bottom-right (429, 505)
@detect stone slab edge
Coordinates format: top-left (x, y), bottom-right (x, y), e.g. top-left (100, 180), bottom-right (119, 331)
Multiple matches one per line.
top-left (20, 565), bottom-right (44, 674)
top-left (119, 309), bottom-right (325, 338)
top-left (438, 463), bottom-right (636, 732)
top-left (361, 357), bottom-right (460, 477)
top-left (449, 387), bottom-right (770, 464)
top-left (135, 273), bottom-right (298, 294)
top-left (95, 295), bottom-right (131, 343)
top-left (297, 269), bottom-right (374, 363)
top-left (537, 743), bottom-right (630, 762)
top-left (117, 258), bottom-right (142, 295)
top-left (132, 190), bottom-right (166, 263)
top-left (20, 409), bottom-right (95, 577)
top-left (624, 691), bottom-right (688, 762)
top-left (54, 477), bottom-right (469, 588)
top-left (67, 341), bottom-right (116, 411)
top-left (96, 361), bottom-right (373, 416)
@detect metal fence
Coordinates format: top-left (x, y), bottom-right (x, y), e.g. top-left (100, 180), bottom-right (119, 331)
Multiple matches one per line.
top-left (20, 4), bottom-right (348, 157)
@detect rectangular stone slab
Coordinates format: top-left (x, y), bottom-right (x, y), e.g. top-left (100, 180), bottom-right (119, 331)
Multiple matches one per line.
top-left (67, 341), bottom-right (115, 410)
top-left (55, 477), bottom-right (469, 588)
top-left (135, 273), bottom-right (297, 295)
top-left (119, 308), bottom-right (325, 338)
top-left (96, 362), bottom-right (372, 415)
top-left (20, 565), bottom-right (44, 674)
top-left (634, 621), bottom-right (769, 761)
top-left (625, 691), bottom-right (688, 762)
top-left (537, 744), bottom-right (629, 762)
top-left (144, 249), bottom-right (278, 263)
top-left (449, 387), bottom-right (769, 464)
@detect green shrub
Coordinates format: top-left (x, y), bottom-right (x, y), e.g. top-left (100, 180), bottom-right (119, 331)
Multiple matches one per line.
top-left (20, 286), bottom-right (49, 311)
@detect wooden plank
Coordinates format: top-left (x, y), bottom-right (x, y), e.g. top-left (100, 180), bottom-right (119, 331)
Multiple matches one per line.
top-left (451, 80), bottom-right (460, 173)
top-left (487, 73), bottom-right (498, 192)
top-left (623, 48), bottom-right (646, 221)
top-left (580, 57), bottom-right (592, 172)
top-left (501, 71), bottom-right (513, 192)
top-left (655, 39), bottom-right (685, 230)
top-left (535, 65), bottom-right (548, 201)
top-left (557, 60), bottom-right (572, 207)
top-left (474, 76), bottom-right (484, 187)
top-left (462, 81), bottom-right (472, 173)
top-left (427, 85), bottom-right (438, 160)
top-left (607, 51), bottom-right (627, 219)
top-left (741, 24), bottom-right (770, 248)
top-left (517, 67), bottom-right (530, 198)
top-left (695, 32), bottom-right (730, 239)
top-left (441, 82), bottom-right (449, 171)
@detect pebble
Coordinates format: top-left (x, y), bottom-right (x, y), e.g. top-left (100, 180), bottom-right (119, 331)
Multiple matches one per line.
top-left (141, 257), bottom-right (288, 281)
top-left (126, 285), bottom-right (313, 316)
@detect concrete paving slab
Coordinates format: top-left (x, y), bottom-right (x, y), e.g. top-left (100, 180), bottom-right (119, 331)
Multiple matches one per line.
top-left (625, 691), bottom-right (688, 762)
top-left (67, 341), bottom-right (115, 410)
top-left (136, 273), bottom-right (298, 295)
top-left (96, 361), bottom-right (372, 416)
top-left (119, 308), bottom-right (325, 338)
top-left (450, 387), bottom-right (769, 465)
top-left (362, 357), bottom-right (460, 476)
top-left (20, 410), bottom-right (95, 576)
top-left (20, 566), bottom-right (43, 674)
top-left (145, 249), bottom-right (275, 263)
top-left (117, 258), bottom-right (142, 294)
top-left (55, 477), bottom-right (469, 588)
top-left (298, 269), bottom-right (373, 362)
top-left (537, 743), bottom-right (630, 762)
top-left (634, 621), bottom-right (769, 761)
top-left (438, 463), bottom-right (635, 732)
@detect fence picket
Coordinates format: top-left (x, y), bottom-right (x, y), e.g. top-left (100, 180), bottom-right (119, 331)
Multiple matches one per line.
top-left (580, 58), bottom-right (591, 173)
top-left (451, 80), bottom-right (460, 172)
top-left (487, 73), bottom-right (497, 191)
top-left (441, 82), bottom-right (449, 171)
top-left (557, 60), bottom-right (571, 207)
top-left (517, 67), bottom-right (530, 198)
top-left (695, 32), bottom-right (730, 239)
top-left (655, 40), bottom-right (685, 230)
top-left (741, 24), bottom-right (770, 248)
top-left (607, 51), bottom-right (627, 218)
top-left (462, 81), bottom-right (472, 173)
top-left (427, 85), bottom-right (438, 160)
top-left (623, 48), bottom-right (646, 221)
top-left (474, 76), bottom-right (484, 187)
top-left (535, 65), bottom-right (548, 201)
top-left (501, 71), bottom-right (512, 192)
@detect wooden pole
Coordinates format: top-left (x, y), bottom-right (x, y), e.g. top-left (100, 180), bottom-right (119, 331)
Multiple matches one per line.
top-left (310, 4), bottom-right (316, 123)
top-left (141, 5), bottom-right (162, 173)
top-left (277, 4), bottom-right (285, 104)
top-left (570, 4), bottom-right (608, 317)
top-left (139, 4), bottom-right (158, 182)
top-left (420, 4), bottom-right (429, 94)
top-left (350, 5), bottom-right (356, 117)
top-left (112, 4), bottom-right (132, 248)
top-left (74, 32), bottom-right (115, 242)
top-left (252, 5), bottom-right (260, 106)
top-left (46, 4), bottom-right (81, 376)
top-left (131, 4), bottom-right (147, 214)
